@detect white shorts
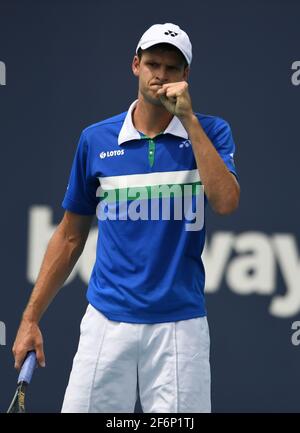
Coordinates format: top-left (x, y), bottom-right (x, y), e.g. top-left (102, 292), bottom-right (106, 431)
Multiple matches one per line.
top-left (61, 304), bottom-right (211, 413)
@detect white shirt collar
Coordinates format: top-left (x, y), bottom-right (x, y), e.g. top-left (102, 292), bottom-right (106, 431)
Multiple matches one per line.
top-left (118, 99), bottom-right (188, 145)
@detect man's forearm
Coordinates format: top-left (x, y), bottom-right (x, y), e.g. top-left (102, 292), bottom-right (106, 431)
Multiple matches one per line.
top-left (180, 114), bottom-right (240, 215)
top-left (22, 222), bottom-right (85, 324)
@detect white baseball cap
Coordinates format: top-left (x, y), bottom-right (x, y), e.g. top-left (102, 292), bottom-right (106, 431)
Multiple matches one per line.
top-left (136, 23), bottom-right (192, 66)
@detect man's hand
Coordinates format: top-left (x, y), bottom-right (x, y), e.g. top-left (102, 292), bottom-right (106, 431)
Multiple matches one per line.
top-left (12, 319), bottom-right (45, 370)
top-left (157, 82), bottom-right (194, 120)
top-left (11, 211), bottom-right (93, 372)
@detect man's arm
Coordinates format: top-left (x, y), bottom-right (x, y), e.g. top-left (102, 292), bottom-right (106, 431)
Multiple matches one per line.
top-left (179, 113), bottom-right (240, 215)
top-left (157, 82), bottom-right (240, 215)
top-left (12, 210), bottom-right (94, 369)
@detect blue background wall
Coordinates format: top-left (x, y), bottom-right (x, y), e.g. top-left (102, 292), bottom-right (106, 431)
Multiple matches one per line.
top-left (0, 0), bottom-right (300, 412)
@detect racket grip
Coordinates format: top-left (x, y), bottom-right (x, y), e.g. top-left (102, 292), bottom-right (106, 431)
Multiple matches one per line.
top-left (18, 351), bottom-right (37, 384)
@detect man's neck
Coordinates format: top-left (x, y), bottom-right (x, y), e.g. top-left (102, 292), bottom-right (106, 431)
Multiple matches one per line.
top-left (132, 95), bottom-right (173, 138)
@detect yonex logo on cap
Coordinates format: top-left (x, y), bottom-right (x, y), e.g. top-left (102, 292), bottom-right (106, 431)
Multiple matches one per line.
top-left (100, 149), bottom-right (125, 159)
top-left (164, 30), bottom-right (178, 37)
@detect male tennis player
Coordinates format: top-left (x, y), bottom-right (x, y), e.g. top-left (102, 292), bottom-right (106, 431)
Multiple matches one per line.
top-left (12, 23), bottom-right (240, 413)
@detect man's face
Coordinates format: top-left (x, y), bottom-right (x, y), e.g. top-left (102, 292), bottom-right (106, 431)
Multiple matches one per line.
top-left (132, 48), bottom-right (189, 106)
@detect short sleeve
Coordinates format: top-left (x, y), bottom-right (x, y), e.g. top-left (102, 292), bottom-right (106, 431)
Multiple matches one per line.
top-left (62, 132), bottom-right (98, 215)
top-left (212, 119), bottom-right (238, 179)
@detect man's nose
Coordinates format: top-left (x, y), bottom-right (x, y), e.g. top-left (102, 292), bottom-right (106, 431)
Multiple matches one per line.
top-left (155, 67), bottom-right (168, 82)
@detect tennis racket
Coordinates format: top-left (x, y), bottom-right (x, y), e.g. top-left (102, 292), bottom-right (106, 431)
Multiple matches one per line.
top-left (7, 351), bottom-right (37, 413)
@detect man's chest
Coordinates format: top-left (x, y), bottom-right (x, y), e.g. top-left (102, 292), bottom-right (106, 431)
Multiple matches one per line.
top-left (90, 134), bottom-right (197, 180)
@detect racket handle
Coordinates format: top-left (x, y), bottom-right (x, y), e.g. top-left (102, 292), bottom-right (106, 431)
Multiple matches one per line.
top-left (18, 351), bottom-right (37, 384)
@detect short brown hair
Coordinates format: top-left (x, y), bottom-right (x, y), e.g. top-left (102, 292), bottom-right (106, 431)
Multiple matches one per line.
top-left (137, 43), bottom-right (188, 68)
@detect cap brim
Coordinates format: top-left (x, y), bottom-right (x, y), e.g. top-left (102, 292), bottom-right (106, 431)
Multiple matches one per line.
top-left (136, 39), bottom-right (190, 65)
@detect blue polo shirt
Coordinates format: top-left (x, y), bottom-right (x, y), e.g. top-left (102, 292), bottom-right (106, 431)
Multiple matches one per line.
top-left (62, 100), bottom-right (237, 323)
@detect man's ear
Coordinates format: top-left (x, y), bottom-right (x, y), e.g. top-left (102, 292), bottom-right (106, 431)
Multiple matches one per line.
top-left (183, 66), bottom-right (190, 81)
top-left (132, 55), bottom-right (140, 77)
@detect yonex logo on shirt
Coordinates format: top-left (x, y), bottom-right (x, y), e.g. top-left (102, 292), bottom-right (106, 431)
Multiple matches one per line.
top-left (179, 139), bottom-right (191, 148)
top-left (100, 149), bottom-right (125, 159)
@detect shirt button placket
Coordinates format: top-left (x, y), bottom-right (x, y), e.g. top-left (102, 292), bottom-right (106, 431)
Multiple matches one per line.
top-left (148, 138), bottom-right (155, 168)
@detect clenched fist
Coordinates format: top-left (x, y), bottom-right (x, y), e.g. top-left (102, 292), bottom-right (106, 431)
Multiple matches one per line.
top-left (157, 81), bottom-right (194, 120)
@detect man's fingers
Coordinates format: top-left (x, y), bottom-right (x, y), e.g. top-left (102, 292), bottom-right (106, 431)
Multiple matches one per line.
top-left (159, 94), bottom-right (174, 106)
top-left (156, 87), bottom-right (166, 95)
top-left (157, 87), bottom-right (183, 100)
top-left (35, 344), bottom-right (46, 367)
top-left (13, 343), bottom-right (45, 370)
top-left (157, 86), bottom-right (178, 96)
top-left (13, 348), bottom-right (28, 370)
top-left (12, 322), bottom-right (45, 370)
top-left (159, 94), bottom-right (168, 102)
top-left (161, 82), bottom-right (188, 92)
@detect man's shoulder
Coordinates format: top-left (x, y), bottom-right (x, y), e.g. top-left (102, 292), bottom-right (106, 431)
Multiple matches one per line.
top-left (194, 112), bottom-right (230, 134)
top-left (82, 111), bottom-right (127, 137)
